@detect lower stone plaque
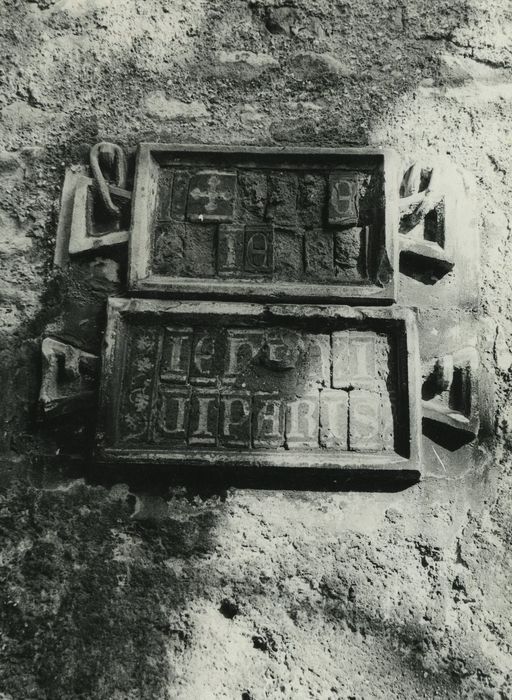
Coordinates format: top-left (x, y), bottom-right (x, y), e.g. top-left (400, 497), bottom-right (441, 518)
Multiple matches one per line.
top-left (95, 299), bottom-right (421, 475)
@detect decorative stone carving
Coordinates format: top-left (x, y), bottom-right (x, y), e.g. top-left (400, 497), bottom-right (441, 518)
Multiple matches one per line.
top-left (54, 143), bottom-right (131, 263)
top-left (47, 142), bottom-right (488, 481)
top-left (399, 162), bottom-right (453, 274)
top-left (422, 347), bottom-right (479, 437)
top-left (398, 159), bottom-right (479, 309)
top-left (39, 338), bottom-right (99, 417)
top-left (128, 144), bottom-right (399, 303)
top-left (95, 299), bottom-right (421, 475)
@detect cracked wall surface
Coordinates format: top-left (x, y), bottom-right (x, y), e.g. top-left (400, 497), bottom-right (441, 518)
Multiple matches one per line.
top-left (1, 0), bottom-right (512, 698)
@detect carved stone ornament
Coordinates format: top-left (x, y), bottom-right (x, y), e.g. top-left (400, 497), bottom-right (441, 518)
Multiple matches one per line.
top-left (43, 142), bottom-right (488, 482)
top-left (95, 299), bottom-right (421, 476)
top-left (54, 142), bottom-right (132, 265)
top-left (422, 347), bottom-right (479, 437)
top-left (128, 144), bottom-right (400, 303)
top-left (39, 338), bottom-right (99, 417)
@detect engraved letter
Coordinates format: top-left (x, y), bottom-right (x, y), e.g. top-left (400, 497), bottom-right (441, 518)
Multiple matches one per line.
top-left (285, 394), bottom-right (319, 448)
top-left (160, 327), bottom-right (192, 383)
top-left (220, 391), bottom-right (251, 447)
top-left (189, 390), bottom-right (219, 445)
top-left (225, 329), bottom-right (264, 380)
top-left (253, 393), bottom-right (284, 448)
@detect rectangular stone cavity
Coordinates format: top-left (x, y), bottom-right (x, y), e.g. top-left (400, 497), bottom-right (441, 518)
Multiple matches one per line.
top-left (96, 300), bottom-right (421, 475)
top-left (128, 144), bottom-right (399, 303)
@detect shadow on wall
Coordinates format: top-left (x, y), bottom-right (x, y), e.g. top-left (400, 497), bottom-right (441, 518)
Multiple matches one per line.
top-left (0, 461), bottom-right (228, 699)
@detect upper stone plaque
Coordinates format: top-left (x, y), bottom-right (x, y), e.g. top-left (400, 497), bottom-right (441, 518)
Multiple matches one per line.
top-left (128, 144), bottom-right (399, 303)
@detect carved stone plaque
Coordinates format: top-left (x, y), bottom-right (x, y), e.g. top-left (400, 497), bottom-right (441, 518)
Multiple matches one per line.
top-left (128, 144), bottom-right (399, 303)
top-left (95, 299), bottom-right (421, 474)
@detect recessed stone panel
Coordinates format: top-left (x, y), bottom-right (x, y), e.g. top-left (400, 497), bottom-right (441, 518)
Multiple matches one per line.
top-left (96, 300), bottom-right (420, 475)
top-left (128, 144), bottom-right (399, 303)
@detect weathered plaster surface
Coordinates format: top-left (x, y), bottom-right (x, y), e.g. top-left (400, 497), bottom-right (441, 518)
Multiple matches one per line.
top-left (0, 0), bottom-right (512, 698)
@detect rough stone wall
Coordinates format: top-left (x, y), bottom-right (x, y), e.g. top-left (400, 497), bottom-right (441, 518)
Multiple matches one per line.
top-left (1, 0), bottom-right (512, 698)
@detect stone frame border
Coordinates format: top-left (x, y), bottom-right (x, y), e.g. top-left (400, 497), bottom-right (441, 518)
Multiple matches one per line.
top-left (127, 143), bottom-right (400, 304)
top-left (95, 298), bottom-right (421, 476)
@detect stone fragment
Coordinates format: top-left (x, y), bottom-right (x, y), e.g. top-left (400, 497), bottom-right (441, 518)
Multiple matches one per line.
top-left (300, 334), bottom-right (330, 390)
top-left (169, 171), bottom-right (190, 221)
top-left (253, 393), bottom-right (285, 448)
top-left (39, 338), bottom-right (99, 418)
top-left (244, 224), bottom-right (274, 274)
top-left (422, 347), bottom-right (479, 436)
top-left (157, 170), bottom-right (174, 220)
top-left (144, 92), bottom-right (209, 121)
top-left (0, 151), bottom-right (24, 181)
top-left (334, 226), bottom-right (368, 280)
top-left (349, 389), bottom-right (383, 451)
top-left (304, 228), bottom-right (334, 279)
top-left (237, 170), bottom-right (267, 221)
top-left (291, 52), bottom-right (353, 80)
top-left (274, 227), bottom-right (303, 279)
top-left (319, 389), bottom-right (349, 449)
top-left (265, 6), bottom-right (300, 34)
top-left (332, 331), bottom-right (377, 389)
top-left (265, 172), bottom-right (298, 226)
top-left (152, 222), bottom-right (216, 277)
top-left (213, 51), bottom-right (279, 80)
top-left (187, 170), bottom-right (236, 223)
top-left (54, 168), bottom-right (85, 266)
top-left (285, 393), bottom-right (319, 448)
top-left (219, 391), bottom-right (251, 447)
top-left (298, 173), bottom-right (327, 228)
top-left (398, 162), bottom-right (454, 277)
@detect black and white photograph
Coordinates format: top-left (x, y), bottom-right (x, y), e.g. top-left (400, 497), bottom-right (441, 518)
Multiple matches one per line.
top-left (0, 0), bottom-right (510, 697)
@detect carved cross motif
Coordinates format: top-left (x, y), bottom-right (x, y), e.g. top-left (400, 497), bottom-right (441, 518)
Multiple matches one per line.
top-left (190, 174), bottom-right (231, 212)
top-left (187, 170), bottom-right (236, 222)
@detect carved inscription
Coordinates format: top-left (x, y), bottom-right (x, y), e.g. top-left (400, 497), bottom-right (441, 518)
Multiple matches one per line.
top-left (111, 318), bottom-right (405, 455)
top-left (134, 146), bottom-right (396, 299)
top-left (153, 166), bottom-right (374, 282)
